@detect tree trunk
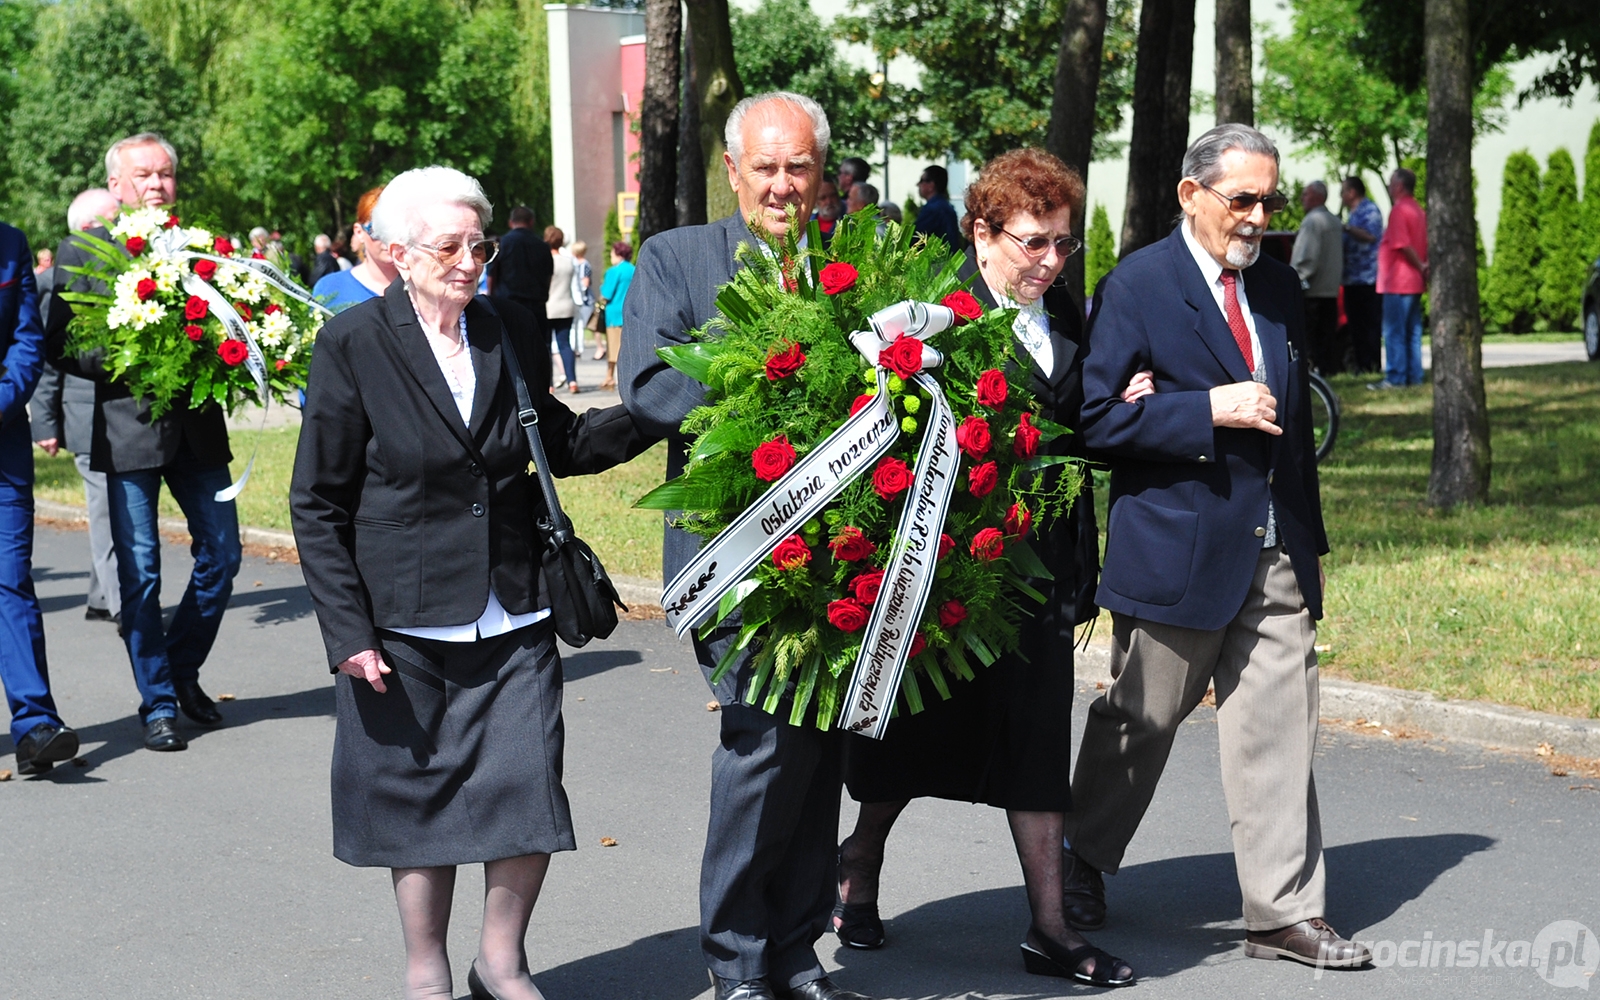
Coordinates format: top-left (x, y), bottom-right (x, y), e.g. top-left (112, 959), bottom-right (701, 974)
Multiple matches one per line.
top-left (677, 16), bottom-right (707, 228)
top-left (1046, 0), bottom-right (1109, 304)
top-left (685, 0), bottom-right (744, 222)
top-left (638, 0), bottom-right (682, 244)
top-left (1213, 0), bottom-right (1253, 125)
top-left (1424, 0), bottom-right (1491, 507)
top-left (1120, 0), bottom-right (1195, 257)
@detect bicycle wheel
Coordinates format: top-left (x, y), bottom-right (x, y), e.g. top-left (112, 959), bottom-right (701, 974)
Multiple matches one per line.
top-left (1308, 372), bottom-right (1340, 463)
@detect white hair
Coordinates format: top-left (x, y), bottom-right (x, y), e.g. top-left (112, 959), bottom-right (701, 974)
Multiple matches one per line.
top-left (105, 132), bottom-right (178, 183)
top-left (313, 233), bottom-right (332, 251)
top-left (724, 92), bottom-right (831, 166)
top-left (67, 188), bottom-right (121, 230)
top-left (369, 166), bottom-right (493, 246)
top-left (1181, 122), bottom-right (1280, 187)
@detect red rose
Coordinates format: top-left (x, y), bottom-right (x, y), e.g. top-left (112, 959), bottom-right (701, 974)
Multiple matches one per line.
top-left (234, 302), bottom-right (253, 322)
top-left (772, 534), bottom-right (812, 571)
top-left (251, 251), bottom-right (266, 260)
top-left (124, 236), bottom-right (146, 256)
top-left (938, 533), bottom-right (955, 560)
top-left (850, 393), bottom-right (876, 417)
top-left (1014, 412), bottom-right (1042, 458)
top-left (134, 278), bottom-right (158, 301)
top-left (184, 296), bottom-right (208, 321)
top-left (827, 598), bottom-right (869, 632)
top-left (1004, 503), bottom-right (1033, 538)
top-left (184, 325), bottom-right (204, 341)
top-left (217, 340), bottom-right (249, 366)
top-left (970, 527), bottom-right (1005, 562)
top-left (751, 434), bottom-right (797, 482)
top-left (955, 415), bottom-right (992, 459)
top-left (938, 600), bottom-right (967, 628)
top-left (163, 214), bottom-right (180, 229)
top-left (968, 460), bottom-right (999, 498)
top-left (265, 303), bottom-right (282, 315)
top-left (765, 341), bottom-right (806, 380)
top-left (941, 289), bottom-right (982, 324)
top-left (872, 456), bottom-right (913, 500)
top-left (878, 335), bottom-right (925, 379)
top-left (975, 369), bottom-right (1008, 408)
top-left (213, 237), bottom-right (234, 256)
top-left (819, 262), bottom-right (858, 295)
top-left (851, 568), bottom-right (886, 604)
top-left (908, 632), bottom-right (928, 658)
top-left (192, 259), bottom-right (217, 281)
top-left (830, 526), bottom-right (877, 562)
top-left (275, 359), bottom-right (288, 370)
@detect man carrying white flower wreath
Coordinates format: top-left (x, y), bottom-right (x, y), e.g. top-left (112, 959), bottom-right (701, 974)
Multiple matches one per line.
top-left (45, 131), bottom-right (241, 754)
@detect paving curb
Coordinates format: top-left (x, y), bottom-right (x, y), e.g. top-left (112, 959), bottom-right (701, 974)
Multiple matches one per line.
top-left (35, 499), bottom-right (1600, 757)
top-left (1074, 645), bottom-right (1600, 759)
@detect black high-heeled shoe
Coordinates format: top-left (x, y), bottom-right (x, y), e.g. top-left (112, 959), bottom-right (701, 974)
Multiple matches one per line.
top-left (1020, 928), bottom-right (1135, 988)
top-left (466, 962), bottom-right (501, 1000)
top-left (832, 846), bottom-right (885, 949)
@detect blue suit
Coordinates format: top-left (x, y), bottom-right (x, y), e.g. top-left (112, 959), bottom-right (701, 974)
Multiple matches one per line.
top-left (1079, 226), bottom-right (1327, 630)
top-left (0, 223), bottom-right (60, 745)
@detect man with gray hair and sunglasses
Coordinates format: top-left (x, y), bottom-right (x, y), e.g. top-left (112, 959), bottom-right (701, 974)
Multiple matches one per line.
top-left (1064, 123), bottom-right (1370, 971)
top-left (620, 92), bottom-right (875, 1000)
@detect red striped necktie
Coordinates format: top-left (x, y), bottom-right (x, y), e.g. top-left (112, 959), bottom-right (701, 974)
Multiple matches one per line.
top-left (1219, 269), bottom-right (1255, 372)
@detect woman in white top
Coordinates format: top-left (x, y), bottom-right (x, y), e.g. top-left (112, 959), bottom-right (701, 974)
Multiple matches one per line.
top-left (544, 226), bottom-right (578, 394)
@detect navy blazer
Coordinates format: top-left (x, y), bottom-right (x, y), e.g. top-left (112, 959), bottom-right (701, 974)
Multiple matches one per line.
top-left (1078, 226), bottom-right (1327, 631)
top-left (0, 224), bottom-right (46, 427)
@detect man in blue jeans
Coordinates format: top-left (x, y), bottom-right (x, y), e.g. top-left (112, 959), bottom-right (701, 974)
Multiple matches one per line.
top-left (1372, 168), bottom-right (1428, 389)
top-left (45, 132), bottom-right (241, 753)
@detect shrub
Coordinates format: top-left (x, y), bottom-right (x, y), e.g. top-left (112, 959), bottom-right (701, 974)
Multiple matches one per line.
top-left (1084, 203), bottom-right (1117, 298)
top-left (1485, 150), bottom-right (1542, 333)
top-left (1536, 148), bottom-right (1584, 331)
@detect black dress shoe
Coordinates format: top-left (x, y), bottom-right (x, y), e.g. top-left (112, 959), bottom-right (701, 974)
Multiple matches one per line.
top-left (85, 605), bottom-right (114, 622)
top-left (714, 978), bottom-right (776, 1000)
top-left (466, 962), bottom-right (501, 999)
top-left (15, 723), bottom-right (79, 775)
top-left (175, 680), bottom-right (223, 726)
top-left (144, 718), bottom-right (188, 752)
top-left (778, 977), bottom-right (874, 1000)
top-left (1062, 847), bottom-right (1107, 930)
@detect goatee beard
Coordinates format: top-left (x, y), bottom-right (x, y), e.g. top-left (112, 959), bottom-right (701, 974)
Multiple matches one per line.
top-left (1226, 240), bottom-right (1262, 269)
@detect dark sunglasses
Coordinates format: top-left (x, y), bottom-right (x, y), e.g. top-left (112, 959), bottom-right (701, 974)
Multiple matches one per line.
top-left (992, 224), bottom-right (1083, 259)
top-left (1199, 182), bottom-right (1289, 215)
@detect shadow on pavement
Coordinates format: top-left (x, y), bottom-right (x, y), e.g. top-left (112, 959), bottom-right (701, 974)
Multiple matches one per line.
top-left (9, 684), bottom-right (336, 775)
top-left (561, 647), bottom-right (645, 681)
top-left (33, 564), bottom-right (90, 583)
top-left (1326, 833), bottom-right (1495, 929)
top-left (228, 584), bottom-right (316, 625)
top-left (533, 924), bottom-right (707, 1000)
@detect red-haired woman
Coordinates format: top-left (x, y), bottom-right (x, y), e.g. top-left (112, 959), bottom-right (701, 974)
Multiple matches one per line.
top-left (837, 149), bottom-right (1133, 988)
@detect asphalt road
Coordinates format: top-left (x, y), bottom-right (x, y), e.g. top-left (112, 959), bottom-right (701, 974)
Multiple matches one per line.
top-left (3, 523), bottom-right (1597, 1000)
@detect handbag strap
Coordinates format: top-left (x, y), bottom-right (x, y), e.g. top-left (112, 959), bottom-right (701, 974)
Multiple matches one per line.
top-left (499, 320), bottom-right (575, 548)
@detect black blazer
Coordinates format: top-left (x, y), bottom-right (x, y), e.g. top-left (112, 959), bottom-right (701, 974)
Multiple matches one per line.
top-left (1078, 226), bottom-right (1326, 631)
top-left (290, 281), bottom-right (653, 669)
top-left (45, 226), bottom-right (233, 474)
top-left (962, 258), bottom-right (1099, 628)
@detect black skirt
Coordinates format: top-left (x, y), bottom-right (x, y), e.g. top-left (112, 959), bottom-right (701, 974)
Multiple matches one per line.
top-left (331, 619), bottom-right (576, 868)
top-left (843, 600), bottom-right (1077, 813)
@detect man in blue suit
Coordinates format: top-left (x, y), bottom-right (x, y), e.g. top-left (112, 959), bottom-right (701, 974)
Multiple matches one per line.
top-left (1062, 124), bottom-right (1369, 970)
top-left (0, 221), bottom-right (79, 775)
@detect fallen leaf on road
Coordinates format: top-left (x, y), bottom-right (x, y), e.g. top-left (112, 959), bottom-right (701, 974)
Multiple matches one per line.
top-left (1314, 644), bottom-right (1331, 653)
top-left (253, 581), bottom-right (263, 587)
top-left (1536, 742), bottom-right (1554, 757)
top-left (599, 837), bottom-right (618, 847)
top-left (1094, 681), bottom-right (1106, 690)
top-left (650, 667), bottom-right (671, 672)
top-left (1400, 815), bottom-right (1418, 821)
top-left (217, 693), bottom-right (236, 701)
top-left (707, 701), bottom-right (720, 712)
top-left (0, 769), bottom-right (11, 781)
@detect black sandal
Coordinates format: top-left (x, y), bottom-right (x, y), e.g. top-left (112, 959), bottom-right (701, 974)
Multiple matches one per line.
top-left (1020, 930), bottom-right (1135, 988)
top-left (832, 845), bottom-right (886, 949)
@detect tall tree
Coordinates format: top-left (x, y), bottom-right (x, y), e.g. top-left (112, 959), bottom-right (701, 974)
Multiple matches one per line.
top-left (1120, 0), bottom-right (1196, 257)
top-left (1047, 0), bottom-right (1108, 304)
top-left (1536, 148), bottom-right (1584, 330)
top-left (1424, 0), bottom-right (1490, 507)
top-left (678, 19), bottom-right (706, 227)
top-left (685, 0), bottom-right (744, 222)
top-left (1213, 0), bottom-right (1253, 125)
top-left (1484, 151), bottom-right (1541, 332)
top-left (638, 0), bottom-right (681, 244)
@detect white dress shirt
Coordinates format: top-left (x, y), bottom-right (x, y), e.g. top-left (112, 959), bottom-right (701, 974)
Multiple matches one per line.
top-left (389, 304), bottom-right (550, 642)
top-left (983, 278), bottom-right (1054, 377)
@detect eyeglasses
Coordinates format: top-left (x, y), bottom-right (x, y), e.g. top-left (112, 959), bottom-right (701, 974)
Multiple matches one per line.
top-left (360, 222), bottom-right (374, 237)
top-left (992, 224), bottom-right (1083, 259)
top-left (1199, 183), bottom-right (1289, 215)
top-left (412, 237), bottom-right (499, 267)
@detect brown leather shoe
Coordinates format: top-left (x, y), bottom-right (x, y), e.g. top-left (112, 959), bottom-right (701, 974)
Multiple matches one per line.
top-left (1245, 918), bottom-right (1372, 968)
top-left (1061, 848), bottom-right (1106, 930)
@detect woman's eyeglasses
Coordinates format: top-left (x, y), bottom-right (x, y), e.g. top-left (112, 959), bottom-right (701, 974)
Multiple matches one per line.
top-left (993, 224), bottom-right (1083, 259)
top-left (413, 238), bottom-right (500, 267)
top-left (1199, 183), bottom-right (1289, 215)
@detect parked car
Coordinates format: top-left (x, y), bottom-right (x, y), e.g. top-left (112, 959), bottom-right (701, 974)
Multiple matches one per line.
top-left (1585, 258), bottom-right (1600, 361)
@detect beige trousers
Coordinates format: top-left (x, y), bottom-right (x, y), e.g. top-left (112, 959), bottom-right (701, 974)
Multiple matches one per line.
top-left (1066, 546), bottom-right (1325, 931)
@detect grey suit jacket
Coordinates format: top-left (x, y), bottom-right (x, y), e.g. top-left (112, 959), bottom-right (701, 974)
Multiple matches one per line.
top-left (29, 363), bottom-right (97, 454)
top-left (619, 213), bottom-right (757, 582)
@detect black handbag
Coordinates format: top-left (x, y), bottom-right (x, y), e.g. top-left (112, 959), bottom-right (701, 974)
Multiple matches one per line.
top-left (500, 331), bottom-right (627, 647)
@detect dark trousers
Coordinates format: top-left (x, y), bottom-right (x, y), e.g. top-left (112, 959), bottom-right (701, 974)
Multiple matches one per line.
top-left (1304, 296), bottom-right (1343, 375)
top-left (0, 415), bottom-right (60, 744)
top-left (696, 627), bottom-right (839, 990)
top-left (1343, 283), bottom-right (1382, 374)
top-left (548, 317), bottom-right (577, 387)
